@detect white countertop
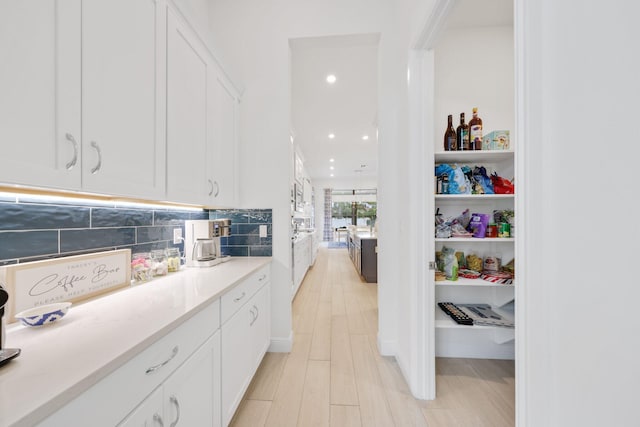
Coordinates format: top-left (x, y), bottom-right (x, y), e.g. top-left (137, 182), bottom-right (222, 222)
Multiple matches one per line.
top-left (353, 231), bottom-right (377, 239)
top-left (0, 257), bottom-right (271, 427)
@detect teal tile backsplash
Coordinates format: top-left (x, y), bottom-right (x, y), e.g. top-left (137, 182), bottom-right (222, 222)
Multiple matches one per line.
top-left (0, 196), bottom-right (272, 264)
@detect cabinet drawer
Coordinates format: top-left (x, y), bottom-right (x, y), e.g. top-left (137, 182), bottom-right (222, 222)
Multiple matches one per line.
top-left (39, 300), bottom-right (220, 427)
top-left (221, 265), bottom-right (270, 325)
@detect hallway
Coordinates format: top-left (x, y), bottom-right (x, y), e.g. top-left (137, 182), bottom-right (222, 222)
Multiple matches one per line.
top-left (230, 246), bottom-right (515, 426)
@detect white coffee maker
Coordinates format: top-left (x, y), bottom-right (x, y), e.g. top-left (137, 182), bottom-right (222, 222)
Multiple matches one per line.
top-left (184, 219), bottom-right (231, 267)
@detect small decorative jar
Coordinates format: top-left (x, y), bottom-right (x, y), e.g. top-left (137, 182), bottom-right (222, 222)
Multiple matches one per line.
top-left (131, 252), bottom-right (153, 283)
top-left (166, 247), bottom-right (181, 272)
top-left (150, 249), bottom-right (169, 276)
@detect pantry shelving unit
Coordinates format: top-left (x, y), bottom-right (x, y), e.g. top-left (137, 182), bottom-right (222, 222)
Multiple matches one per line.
top-left (427, 0), bottom-right (516, 361)
top-left (433, 150), bottom-right (515, 359)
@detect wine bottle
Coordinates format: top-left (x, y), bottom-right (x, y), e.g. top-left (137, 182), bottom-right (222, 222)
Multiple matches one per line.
top-left (469, 107), bottom-right (483, 150)
top-left (456, 113), bottom-right (469, 151)
top-left (444, 114), bottom-right (456, 151)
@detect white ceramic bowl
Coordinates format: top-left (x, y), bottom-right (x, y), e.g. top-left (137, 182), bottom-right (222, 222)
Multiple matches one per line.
top-left (14, 302), bottom-right (72, 327)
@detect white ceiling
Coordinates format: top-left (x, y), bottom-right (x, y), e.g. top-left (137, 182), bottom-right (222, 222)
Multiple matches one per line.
top-left (290, 34), bottom-right (379, 185)
top-left (446, 0), bottom-right (513, 30)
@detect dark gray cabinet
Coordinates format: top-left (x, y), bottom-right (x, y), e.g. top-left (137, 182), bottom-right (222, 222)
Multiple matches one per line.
top-left (360, 238), bottom-right (377, 283)
top-left (348, 232), bottom-right (377, 283)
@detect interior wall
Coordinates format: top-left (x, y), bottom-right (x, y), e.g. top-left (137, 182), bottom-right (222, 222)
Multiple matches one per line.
top-left (207, 0), bottom-right (404, 353)
top-left (434, 26), bottom-right (514, 147)
top-left (520, 0), bottom-right (640, 425)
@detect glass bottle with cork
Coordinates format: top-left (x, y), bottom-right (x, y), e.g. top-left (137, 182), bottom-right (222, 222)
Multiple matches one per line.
top-left (469, 107), bottom-right (483, 150)
top-left (456, 112), bottom-right (470, 150)
top-left (443, 114), bottom-right (457, 151)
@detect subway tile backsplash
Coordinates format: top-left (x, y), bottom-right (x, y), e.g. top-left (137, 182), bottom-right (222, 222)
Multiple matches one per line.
top-left (0, 196), bottom-right (272, 265)
top-left (209, 209), bottom-right (273, 257)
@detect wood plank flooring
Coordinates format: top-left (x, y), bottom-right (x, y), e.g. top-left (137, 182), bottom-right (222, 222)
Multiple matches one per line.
top-left (230, 246), bottom-right (515, 427)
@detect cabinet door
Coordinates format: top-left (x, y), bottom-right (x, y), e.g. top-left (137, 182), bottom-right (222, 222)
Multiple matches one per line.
top-left (221, 304), bottom-right (252, 426)
top-left (163, 333), bottom-right (218, 427)
top-left (117, 387), bottom-right (164, 427)
top-left (0, 0), bottom-right (81, 190)
top-left (81, 0), bottom-right (166, 199)
top-left (249, 283), bottom-right (270, 371)
top-left (166, 9), bottom-right (209, 205)
top-left (208, 72), bottom-right (238, 207)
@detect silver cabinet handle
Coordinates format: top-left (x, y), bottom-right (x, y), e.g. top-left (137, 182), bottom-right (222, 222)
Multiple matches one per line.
top-left (145, 346), bottom-right (178, 374)
top-left (169, 395), bottom-right (181, 427)
top-left (213, 181), bottom-right (219, 197)
top-left (90, 141), bottom-right (102, 174)
top-left (258, 274), bottom-right (267, 282)
top-left (208, 179), bottom-right (214, 196)
top-left (65, 133), bottom-right (78, 170)
top-left (250, 304), bottom-right (259, 326)
top-left (233, 291), bottom-right (246, 303)
top-left (153, 413), bottom-right (164, 427)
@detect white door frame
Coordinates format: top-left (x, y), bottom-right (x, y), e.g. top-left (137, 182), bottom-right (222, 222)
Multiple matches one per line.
top-left (408, 2), bottom-right (529, 425)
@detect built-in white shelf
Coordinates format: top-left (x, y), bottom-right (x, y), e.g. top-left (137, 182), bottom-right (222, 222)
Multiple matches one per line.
top-left (435, 237), bottom-right (514, 243)
top-left (435, 150), bottom-right (514, 163)
top-left (435, 278), bottom-right (514, 287)
top-left (434, 194), bottom-right (514, 201)
top-left (435, 306), bottom-right (515, 343)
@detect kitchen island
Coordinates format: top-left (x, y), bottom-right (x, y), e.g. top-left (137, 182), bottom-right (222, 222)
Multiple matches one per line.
top-left (0, 257), bottom-right (271, 427)
top-left (348, 230), bottom-right (378, 283)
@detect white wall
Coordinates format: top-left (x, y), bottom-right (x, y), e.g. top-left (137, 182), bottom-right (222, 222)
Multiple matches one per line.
top-left (434, 26), bottom-right (514, 147)
top-left (518, 1), bottom-right (640, 425)
top-left (207, 0), bottom-right (409, 353)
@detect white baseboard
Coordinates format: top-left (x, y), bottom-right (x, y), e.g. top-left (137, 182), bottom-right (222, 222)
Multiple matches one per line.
top-left (377, 334), bottom-right (396, 356)
top-left (268, 330), bottom-right (293, 352)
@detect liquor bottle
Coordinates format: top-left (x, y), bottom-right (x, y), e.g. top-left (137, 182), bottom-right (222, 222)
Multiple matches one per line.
top-left (469, 107), bottom-right (483, 150)
top-left (443, 115), bottom-right (456, 151)
top-left (456, 113), bottom-right (469, 150)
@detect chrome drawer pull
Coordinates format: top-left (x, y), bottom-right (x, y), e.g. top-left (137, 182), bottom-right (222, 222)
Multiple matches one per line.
top-left (234, 291), bottom-right (246, 302)
top-left (258, 274), bottom-right (267, 282)
top-left (249, 306), bottom-right (257, 326)
top-left (90, 141), bottom-right (102, 174)
top-left (65, 133), bottom-right (78, 170)
top-left (153, 413), bottom-right (164, 426)
top-left (250, 305), bottom-right (259, 326)
top-left (145, 346), bottom-right (179, 374)
top-left (169, 395), bottom-right (181, 427)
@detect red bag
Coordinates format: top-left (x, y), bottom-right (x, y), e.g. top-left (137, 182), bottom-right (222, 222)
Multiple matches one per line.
top-left (490, 173), bottom-right (514, 194)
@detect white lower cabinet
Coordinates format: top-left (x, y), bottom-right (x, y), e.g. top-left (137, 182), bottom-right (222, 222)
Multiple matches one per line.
top-left (117, 385), bottom-right (164, 427)
top-left (119, 331), bottom-right (221, 427)
top-left (221, 282), bottom-right (271, 427)
top-left (292, 235), bottom-right (310, 299)
top-left (36, 264), bottom-right (271, 427)
top-left (38, 301), bottom-right (220, 427)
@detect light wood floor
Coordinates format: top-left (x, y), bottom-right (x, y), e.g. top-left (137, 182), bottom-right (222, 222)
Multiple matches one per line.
top-left (230, 246), bottom-right (515, 427)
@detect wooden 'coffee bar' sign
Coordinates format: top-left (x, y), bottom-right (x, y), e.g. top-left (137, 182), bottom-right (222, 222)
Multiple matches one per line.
top-left (0, 249), bottom-right (131, 323)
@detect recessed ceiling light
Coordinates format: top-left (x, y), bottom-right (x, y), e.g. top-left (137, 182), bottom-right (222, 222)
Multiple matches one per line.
top-left (362, 135), bottom-right (369, 140)
top-left (326, 74), bottom-right (337, 84)
top-left (328, 133), bottom-right (335, 139)
top-left (330, 173), bottom-right (334, 177)
top-left (330, 166), bottom-right (334, 170)
top-left (329, 158), bottom-right (335, 162)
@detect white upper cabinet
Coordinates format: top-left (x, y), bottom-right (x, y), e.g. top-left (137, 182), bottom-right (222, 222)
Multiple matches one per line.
top-left (0, 0), bottom-right (239, 206)
top-left (81, 0), bottom-right (166, 199)
top-left (0, 1), bottom-right (81, 190)
top-left (166, 8), bottom-right (209, 205)
top-left (208, 71), bottom-right (239, 207)
top-left (0, 0), bottom-right (166, 199)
